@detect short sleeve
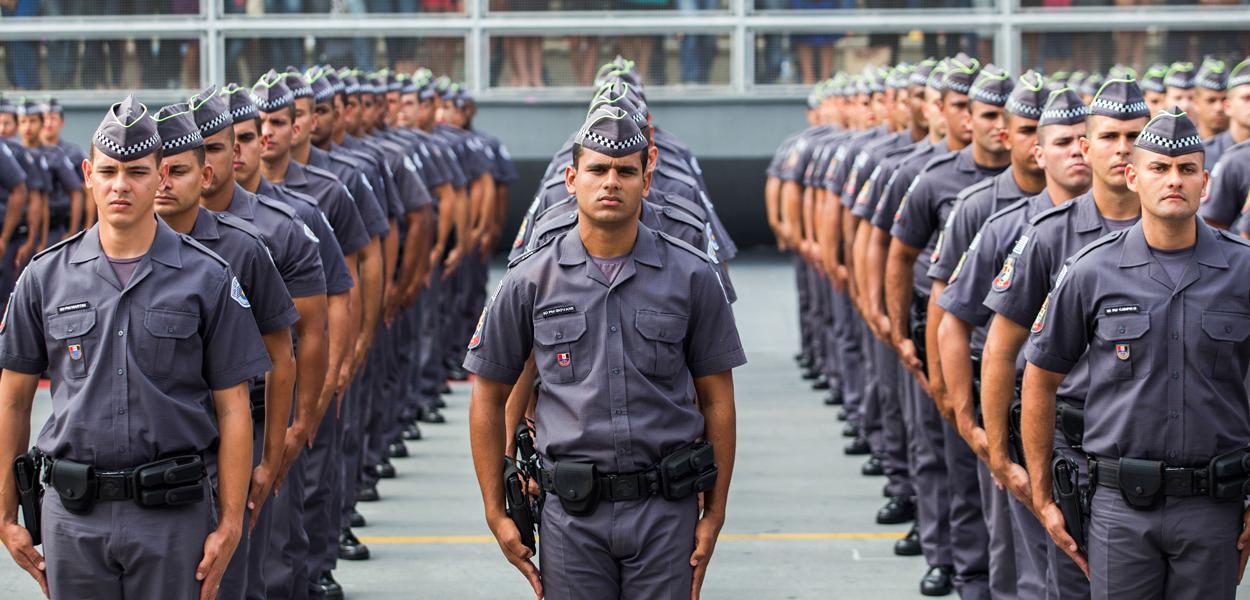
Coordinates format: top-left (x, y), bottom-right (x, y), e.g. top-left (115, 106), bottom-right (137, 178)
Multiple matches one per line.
top-left (685, 263), bottom-right (748, 378)
top-left (1023, 261), bottom-right (1087, 374)
top-left (323, 184), bottom-right (371, 256)
top-left (982, 226), bottom-right (1051, 328)
top-left (929, 197), bottom-right (980, 282)
top-left (52, 153), bottom-right (82, 192)
top-left (201, 269), bottom-right (272, 390)
top-left (272, 211), bottom-right (327, 299)
top-left (1202, 157), bottom-right (1244, 227)
top-left (0, 145), bottom-right (25, 191)
top-left (462, 273), bottom-right (533, 384)
top-left (938, 221), bottom-right (1003, 328)
top-left (239, 237), bottom-right (299, 335)
top-left (0, 269), bottom-right (48, 374)
top-left (890, 173), bottom-right (937, 249)
top-left (351, 173), bottom-right (390, 239)
top-left (300, 205), bottom-right (353, 296)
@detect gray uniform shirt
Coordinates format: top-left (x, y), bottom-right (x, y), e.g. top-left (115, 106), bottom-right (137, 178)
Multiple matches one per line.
top-left (0, 222), bottom-right (271, 468)
top-left (188, 207), bottom-right (299, 335)
top-left (928, 167), bottom-right (1030, 283)
top-left (281, 161), bottom-right (371, 257)
top-left (1026, 221), bottom-right (1250, 467)
top-left (464, 223), bottom-right (746, 472)
top-left (222, 182), bottom-right (326, 299)
top-left (256, 178), bottom-right (354, 296)
top-left (1201, 139), bottom-right (1250, 227)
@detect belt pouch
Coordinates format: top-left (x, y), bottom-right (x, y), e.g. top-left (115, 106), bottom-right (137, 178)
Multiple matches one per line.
top-left (249, 382), bottom-right (266, 422)
top-left (139, 482), bottom-right (204, 508)
top-left (1209, 447), bottom-right (1250, 480)
top-left (49, 460), bottom-right (96, 515)
top-left (1056, 405), bottom-right (1085, 448)
top-left (660, 442), bottom-right (718, 501)
top-left (134, 456), bottom-right (204, 489)
top-left (553, 462), bottom-right (598, 516)
top-left (1117, 457), bottom-right (1163, 510)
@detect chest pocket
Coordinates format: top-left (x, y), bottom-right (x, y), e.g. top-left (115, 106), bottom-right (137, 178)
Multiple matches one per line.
top-left (140, 309), bottom-right (199, 380)
top-left (1200, 311), bottom-right (1250, 380)
top-left (634, 311), bottom-right (688, 380)
top-left (1095, 314), bottom-right (1151, 380)
top-left (46, 310), bottom-right (97, 379)
top-left (533, 314), bottom-right (588, 384)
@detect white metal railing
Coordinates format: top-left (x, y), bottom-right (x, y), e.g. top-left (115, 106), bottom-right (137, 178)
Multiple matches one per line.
top-left (0, 0), bottom-right (1247, 103)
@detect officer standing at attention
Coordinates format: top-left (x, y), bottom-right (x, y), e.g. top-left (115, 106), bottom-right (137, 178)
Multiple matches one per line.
top-left (0, 95), bottom-right (272, 599)
top-left (1163, 62), bottom-right (1197, 117)
top-left (14, 99), bottom-right (83, 249)
top-left (1023, 108), bottom-right (1250, 600)
top-left (0, 106), bottom-right (27, 303)
top-left (0, 101), bottom-right (45, 277)
top-left (1139, 64), bottom-right (1169, 117)
top-left (1203, 58), bottom-right (1246, 171)
top-left (1194, 57), bottom-right (1229, 145)
top-left (1201, 58), bottom-right (1250, 230)
top-left (467, 107), bottom-right (745, 600)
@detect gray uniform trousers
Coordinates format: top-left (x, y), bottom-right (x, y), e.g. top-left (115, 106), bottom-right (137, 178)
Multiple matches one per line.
top-left (266, 452), bottom-right (309, 600)
top-left (221, 430), bottom-right (272, 600)
top-left (861, 324), bottom-right (884, 451)
top-left (42, 482), bottom-right (216, 600)
top-left (302, 393), bottom-right (342, 585)
top-left (876, 339), bottom-right (913, 497)
top-left (343, 323), bottom-right (389, 528)
top-left (944, 423), bottom-right (991, 598)
top-left (1048, 444), bottom-right (1092, 600)
top-left (830, 286), bottom-right (867, 423)
top-left (795, 257), bottom-right (816, 361)
top-left (904, 374), bottom-right (953, 567)
top-left (1008, 491), bottom-right (1050, 598)
top-left (416, 262), bottom-right (448, 406)
top-left (977, 460), bottom-right (1018, 599)
top-left (539, 494), bottom-right (699, 600)
top-left (1088, 491), bottom-right (1242, 600)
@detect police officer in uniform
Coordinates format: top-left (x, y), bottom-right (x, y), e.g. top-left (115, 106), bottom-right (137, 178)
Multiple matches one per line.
top-left (1194, 57), bottom-right (1229, 144)
top-left (1163, 62), bottom-right (1197, 117)
top-left (1023, 108), bottom-right (1250, 600)
top-left (0, 95), bottom-right (272, 599)
top-left (0, 102), bottom-right (27, 304)
top-left (1140, 64), bottom-right (1169, 117)
top-left (0, 100), bottom-right (46, 282)
top-left (1201, 59), bottom-right (1250, 230)
top-left (14, 99), bottom-right (83, 250)
top-left (981, 78), bottom-right (1150, 599)
top-left (467, 107), bottom-right (746, 600)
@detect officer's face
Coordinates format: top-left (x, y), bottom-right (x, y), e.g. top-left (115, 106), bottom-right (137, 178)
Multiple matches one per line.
top-left (344, 95), bottom-right (362, 132)
top-left (567, 149), bottom-right (650, 227)
top-left (1035, 122), bottom-right (1091, 194)
top-left (233, 121), bottom-right (262, 183)
top-left (201, 129), bottom-right (235, 197)
top-left (397, 93), bottom-right (419, 128)
top-left (42, 112), bottom-right (62, 140)
top-left (943, 92), bottom-right (972, 145)
top-left (1225, 85), bottom-right (1250, 129)
top-left (1196, 88), bottom-right (1228, 132)
top-left (871, 92), bottom-right (890, 127)
top-left (416, 98), bottom-right (436, 129)
top-left (1165, 87), bottom-right (1196, 116)
top-left (1003, 115), bottom-right (1040, 176)
top-left (908, 86), bottom-right (928, 130)
top-left (156, 151), bottom-right (212, 219)
top-left (84, 151), bottom-right (159, 229)
top-left (17, 114), bottom-right (42, 146)
top-left (0, 114), bottom-right (15, 138)
top-left (386, 92), bottom-right (402, 126)
top-left (445, 105), bottom-right (466, 128)
top-left (312, 101), bottom-right (335, 146)
top-left (969, 101), bottom-right (1007, 155)
top-left (1126, 151), bottom-right (1207, 222)
top-left (924, 88), bottom-right (946, 138)
top-left (1144, 90), bottom-right (1167, 116)
top-left (817, 97), bottom-right (837, 126)
top-left (259, 109), bottom-right (296, 161)
top-left (1080, 116), bottom-right (1145, 190)
top-left (291, 98), bottom-right (315, 146)
top-left (361, 95), bottom-right (376, 127)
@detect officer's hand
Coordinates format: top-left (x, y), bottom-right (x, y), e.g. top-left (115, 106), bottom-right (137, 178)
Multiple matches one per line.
top-left (1, 522), bottom-right (48, 598)
top-left (829, 264), bottom-right (847, 293)
top-left (991, 458), bottom-right (1032, 511)
top-left (196, 523), bottom-right (241, 600)
top-left (247, 461), bottom-right (276, 534)
top-left (958, 422), bottom-right (990, 465)
top-left (1237, 505), bottom-right (1250, 583)
top-left (479, 236), bottom-right (494, 261)
top-left (275, 424), bottom-right (309, 494)
top-left (894, 339), bottom-right (929, 392)
top-left (487, 514), bottom-right (542, 599)
top-left (14, 242), bottom-right (33, 270)
top-left (690, 513), bottom-right (724, 600)
top-left (443, 247), bottom-right (464, 280)
top-left (1038, 501), bottom-right (1088, 579)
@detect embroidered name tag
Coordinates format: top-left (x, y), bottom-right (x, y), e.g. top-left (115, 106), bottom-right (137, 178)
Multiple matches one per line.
top-left (57, 302), bottom-right (90, 314)
top-left (540, 306), bottom-right (577, 319)
top-left (1104, 305), bottom-right (1141, 315)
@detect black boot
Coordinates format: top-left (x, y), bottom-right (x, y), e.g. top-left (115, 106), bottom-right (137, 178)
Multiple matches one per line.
top-left (446, 363), bottom-right (469, 381)
top-left (811, 374), bottom-right (831, 390)
top-left (860, 455), bottom-right (884, 476)
top-left (419, 406), bottom-right (447, 424)
top-left (387, 441), bottom-right (409, 459)
top-left (358, 484), bottom-right (380, 502)
top-left (402, 422), bottom-right (423, 441)
top-left (877, 496), bottom-right (916, 524)
top-left (823, 389), bottom-right (844, 406)
top-left (440, 382), bottom-right (452, 394)
top-left (920, 565), bottom-right (954, 596)
top-left (434, 396), bottom-right (447, 408)
top-left (801, 366), bottom-right (820, 380)
top-left (894, 523), bottom-right (921, 556)
top-left (376, 459), bottom-right (396, 479)
top-left (350, 508), bottom-right (367, 528)
top-left (836, 407), bottom-right (850, 422)
top-left (315, 570), bottom-right (344, 600)
top-left (843, 436), bottom-right (871, 456)
top-left (339, 528), bottom-right (371, 561)
top-left (841, 421), bottom-right (860, 438)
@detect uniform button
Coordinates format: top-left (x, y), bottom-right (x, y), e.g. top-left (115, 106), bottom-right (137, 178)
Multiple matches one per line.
top-left (1134, 486), bottom-right (1144, 494)
top-left (610, 326), bottom-right (617, 333)
top-left (1117, 326), bottom-right (1125, 334)
top-left (612, 368), bottom-right (621, 375)
top-left (166, 327), bottom-right (174, 333)
top-left (1169, 411), bottom-right (1178, 419)
top-left (1227, 326), bottom-right (1234, 334)
top-left (1169, 451), bottom-right (1177, 459)
top-left (555, 333), bottom-right (563, 340)
top-left (67, 326), bottom-right (74, 333)
top-left (116, 369), bottom-right (124, 376)
top-left (117, 330), bottom-right (124, 336)
top-left (118, 408), bottom-right (125, 414)
top-left (1172, 372), bottom-right (1179, 379)
top-left (1172, 333), bottom-right (1179, 340)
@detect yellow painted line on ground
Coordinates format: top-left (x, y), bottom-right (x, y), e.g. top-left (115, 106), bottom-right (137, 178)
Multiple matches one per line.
top-left (358, 532), bottom-right (905, 545)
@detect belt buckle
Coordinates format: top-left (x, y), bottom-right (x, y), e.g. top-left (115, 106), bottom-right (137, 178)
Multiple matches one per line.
top-left (96, 471), bottom-right (130, 501)
top-left (608, 475), bottom-right (637, 501)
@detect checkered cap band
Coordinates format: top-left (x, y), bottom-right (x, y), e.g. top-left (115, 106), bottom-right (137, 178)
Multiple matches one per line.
top-left (161, 129), bottom-right (202, 153)
top-left (577, 128), bottom-right (646, 153)
top-left (1198, 76), bottom-right (1226, 91)
top-left (1040, 104), bottom-right (1088, 126)
top-left (0, 103), bottom-right (14, 115)
top-left (1137, 130), bottom-right (1201, 151)
top-left (1090, 98), bottom-right (1149, 119)
top-left (971, 87), bottom-right (1008, 107)
top-left (93, 131), bottom-right (159, 159)
top-left (197, 110), bottom-right (231, 136)
top-left (251, 90), bottom-right (294, 113)
top-left (1231, 73), bottom-right (1250, 89)
top-left (1007, 97), bottom-right (1043, 118)
top-left (1164, 74), bottom-right (1194, 89)
top-left (946, 80), bottom-right (970, 94)
top-left (231, 103), bottom-right (258, 122)
top-left (343, 81), bottom-right (361, 95)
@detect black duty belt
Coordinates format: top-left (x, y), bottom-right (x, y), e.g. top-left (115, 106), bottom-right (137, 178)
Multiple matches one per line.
top-left (46, 454), bottom-right (206, 514)
top-left (539, 467), bottom-right (660, 502)
top-left (249, 380), bottom-right (266, 423)
top-left (1091, 457), bottom-right (1208, 496)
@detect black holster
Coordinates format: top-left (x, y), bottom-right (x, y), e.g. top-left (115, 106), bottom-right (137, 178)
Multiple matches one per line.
top-left (1208, 447), bottom-right (1250, 501)
top-left (1008, 397), bottom-right (1026, 469)
top-left (909, 293), bottom-right (929, 372)
top-left (1052, 456), bottom-right (1088, 552)
top-left (13, 449), bottom-right (43, 545)
top-left (658, 441), bottom-right (718, 501)
top-left (504, 461), bottom-right (537, 552)
top-left (1055, 403), bottom-right (1084, 449)
top-left (249, 380), bottom-right (267, 423)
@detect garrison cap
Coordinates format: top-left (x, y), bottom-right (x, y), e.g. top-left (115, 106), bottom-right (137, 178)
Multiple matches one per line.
top-left (1164, 62), bottom-right (1195, 90)
top-left (888, 63), bottom-right (913, 89)
top-left (942, 53), bottom-right (981, 95)
top-left (864, 67), bottom-right (887, 94)
top-left (340, 73), bottom-right (363, 96)
top-left (1006, 70), bottom-right (1047, 120)
top-left (1079, 73), bottom-right (1103, 99)
top-left (15, 97), bottom-right (44, 117)
top-left (592, 80), bottom-right (649, 130)
top-left (306, 68), bottom-right (337, 104)
top-left (188, 84), bottom-right (233, 137)
top-left (368, 75), bottom-right (388, 96)
top-left (1140, 64), bottom-right (1168, 94)
top-left (1134, 107), bottom-right (1202, 158)
top-left (45, 98), bottom-right (63, 114)
top-left (284, 67), bottom-right (313, 99)
top-left (1196, 57), bottom-right (1227, 91)
top-left (434, 75), bottom-right (452, 96)
top-left (1068, 70), bottom-right (1087, 91)
top-left (0, 97), bottom-right (15, 115)
top-left (1045, 70), bottom-right (1070, 92)
top-left (251, 70), bottom-right (295, 113)
top-left (927, 59), bottom-right (950, 91)
top-left (968, 64), bottom-right (1012, 107)
top-left (1231, 58), bottom-right (1250, 90)
top-left (383, 70), bottom-right (404, 93)
top-left (220, 83), bottom-right (260, 123)
top-left (1038, 87), bottom-right (1088, 127)
top-left (398, 74), bottom-right (418, 95)
top-left (92, 94), bottom-right (161, 162)
top-left (575, 106), bottom-right (648, 159)
top-left (910, 58), bottom-right (938, 87)
top-left (1089, 78), bottom-right (1149, 120)
top-left (1108, 64), bottom-right (1137, 81)
top-left (154, 102), bottom-right (204, 156)
top-left (320, 67), bottom-right (345, 96)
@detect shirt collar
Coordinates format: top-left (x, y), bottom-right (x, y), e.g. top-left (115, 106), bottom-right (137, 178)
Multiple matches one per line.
top-left (69, 218), bottom-right (182, 269)
top-left (229, 182), bottom-right (257, 219)
top-left (1119, 217), bottom-right (1229, 269)
top-left (284, 160), bottom-right (310, 187)
top-left (1071, 191), bottom-right (1105, 233)
top-left (556, 220), bottom-right (663, 269)
top-left (189, 207), bottom-right (221, 241)
top-left (994, 167), bottom-right (1027, 201)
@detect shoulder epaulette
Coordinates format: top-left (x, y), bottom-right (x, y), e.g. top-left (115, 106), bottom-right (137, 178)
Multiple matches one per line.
top-left (303, 163), bottom-right (341, 184)
top-left (254, 191), bottom-right (299, 217)
top-left (956, 177), bottom-right (995, 202)
top-left (884, 143), bottom-right (917, 159)
top-left (920, 151), bottom-right (958, 173)
top-left (542, 173), bottom-right (567, 190)
top-left (215, 211), bottom-right (265, 241)
top-left (327, 151), bottom-right (362, 169)
top-left (30, 229), bottom-right (86, 263)
top-left (508, 234), bottom-right (557, 269)
top-left (1217, 227), bottom-right (1250, 248)
top-left (531, 209), bottom-right (577, 242)
top-left (659, 193), bottom-right (708, 222)
top-left (659, 168), bottom-right (697, 188)
top-left (533, 195), bottom-right (575, 223)
top-left (179, 233), bottom-right (231, 269)
top-left (1067, 229), bottom-right (1127, 265)
top-left (1027, 198), bottom-right (1079, 226)
top-left (659, 205), bottom-right (704, 231)
top-left (658, 231), bottom-right (712, 263)
top-left (983, 196), bottom-right (1032, 225)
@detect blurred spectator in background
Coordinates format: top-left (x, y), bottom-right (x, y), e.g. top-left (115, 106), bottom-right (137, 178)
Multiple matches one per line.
top-left (678, 0), bottom-right (717, 84)
top-left (1, 0), bottom-right (41, 89)
top-left (501, 0), bottom-right (548, 87)
top-left (790, 0), bottom-right (850, 85)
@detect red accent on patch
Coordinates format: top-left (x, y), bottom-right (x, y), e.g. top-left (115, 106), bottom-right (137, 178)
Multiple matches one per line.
top-left (556, 352), bottom-right (571, 367)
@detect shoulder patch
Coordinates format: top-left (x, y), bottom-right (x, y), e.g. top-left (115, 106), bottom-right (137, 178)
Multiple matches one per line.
top-left (230, 276), bottom-right (252, 308)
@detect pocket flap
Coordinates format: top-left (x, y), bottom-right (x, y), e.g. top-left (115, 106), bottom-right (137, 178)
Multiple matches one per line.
top-left (553, 462), bottom-right (597, 502)
top-left (1202, 311), bottom-right (1250, 342)
top-left (1096, 314), bottom-right (1150, 341)
top-left (533, 314), bottom-right (587, 345)
top-left (635, 311), bottom-right (688, 343)
top-left (46, 310), bottom-right (97, 340)
top-left (144, 309), bottom-right (199, 340)
top-left (1117, 457), bottom-right (1163, 507)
